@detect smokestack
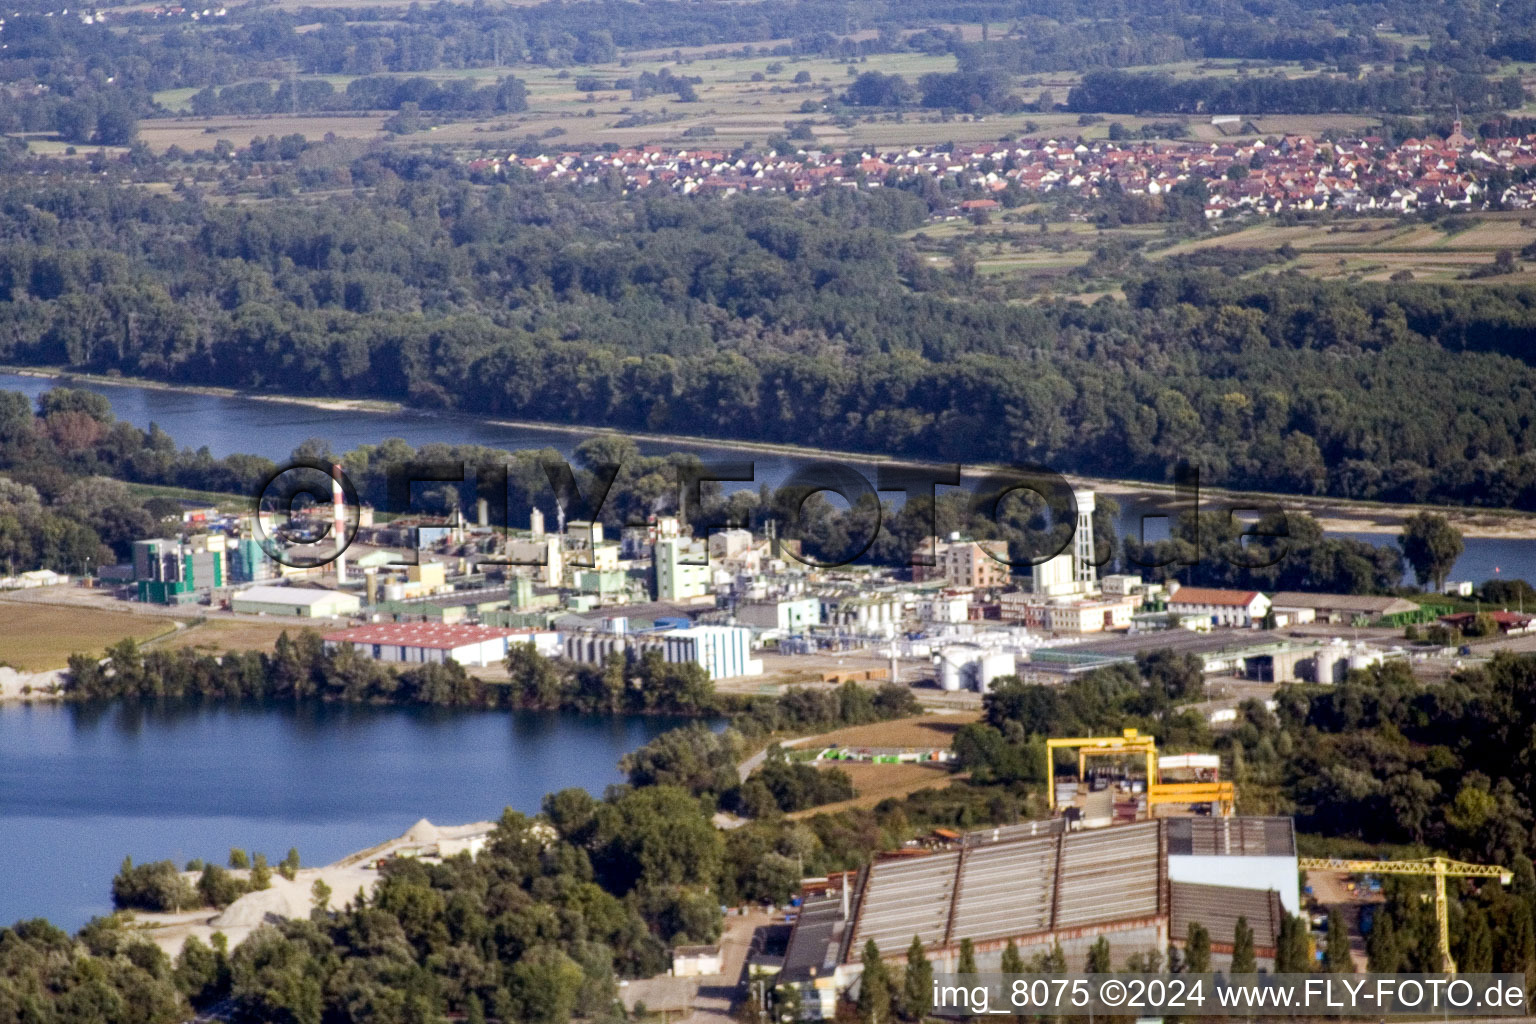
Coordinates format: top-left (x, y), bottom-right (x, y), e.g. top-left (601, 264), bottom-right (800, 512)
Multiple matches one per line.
top-left (841, 875), bottom-right (850, 920)
top-left (332, 464), bottom-right (347, 584)
top-left (365, 568), bottom-right (379, 605)
top-left (477, 498), bottom-right (489, 528)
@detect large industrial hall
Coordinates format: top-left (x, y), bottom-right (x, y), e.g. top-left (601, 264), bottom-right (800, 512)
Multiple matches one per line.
top-left (777, 816), bottom-right (1300, 1018)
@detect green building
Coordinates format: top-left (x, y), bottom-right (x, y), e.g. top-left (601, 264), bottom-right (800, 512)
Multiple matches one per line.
top-left (133, 536), bottom-right (227, 605)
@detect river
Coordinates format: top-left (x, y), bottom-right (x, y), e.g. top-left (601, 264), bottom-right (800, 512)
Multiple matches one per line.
top-left (2, 371), bottom-right (1531, 584)
top-left (0, 699), bottom-right (696, 932)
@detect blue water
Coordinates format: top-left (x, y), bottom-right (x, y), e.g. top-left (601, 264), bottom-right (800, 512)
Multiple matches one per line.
top-left (0, 371), bottom-right (849, 492)
top-left (0, 372), bottom-right (1531, 583)
top-left (0, 700), bottom-right (695, 932)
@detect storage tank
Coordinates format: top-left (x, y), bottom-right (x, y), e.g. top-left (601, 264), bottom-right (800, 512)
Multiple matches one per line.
top-left (1312, 640), bottom-right (1347, 685)
top-left (937, 646), bottom-right (978, 692)
top-left (1348, 646), bottom-right (1383, 672)
top-left (975, 652), bottom-right (1016, 693)
top-left (382, 582), bottom-right (406, 602)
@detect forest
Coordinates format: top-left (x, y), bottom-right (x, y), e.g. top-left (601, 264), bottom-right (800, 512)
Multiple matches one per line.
top-left (6, 175), bottom-right (1536, 513)
top-left (1066, 68), bottom-right (1525, 116)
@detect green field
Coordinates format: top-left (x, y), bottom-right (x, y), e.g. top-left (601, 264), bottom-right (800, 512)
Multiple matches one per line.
top-left (0, 601), bottom-right (179, 672)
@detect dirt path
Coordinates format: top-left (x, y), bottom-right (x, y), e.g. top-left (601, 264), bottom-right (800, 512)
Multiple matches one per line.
top-left (1304, 868), bottom-right (1379, 971)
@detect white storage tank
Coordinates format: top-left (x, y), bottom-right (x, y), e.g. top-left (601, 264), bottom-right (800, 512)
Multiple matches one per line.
top-left (1348, 646), bottom-right (1383, 672)
top-left (975, 651), bottom-right (1016, 693)
top-left (936, 647), bottom-right (973, 691)
top-left (382, 582), bottom-right (406, 602)
top-left (937, 645), bottom-right (984, 692)
top-left (1312, 639), bottom-right (1348, 685)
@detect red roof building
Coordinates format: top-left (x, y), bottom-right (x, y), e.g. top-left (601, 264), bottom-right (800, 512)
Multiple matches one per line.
top-left (322, 623), bottom-right (554, 666)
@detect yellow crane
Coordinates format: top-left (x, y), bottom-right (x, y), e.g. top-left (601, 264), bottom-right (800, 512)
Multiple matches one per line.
top-left (1045, 728), bottom-right (1236, 816)
top-left (1297, 856), bottom-right (1513, 974)
top-left (1045, 728), bottom-right (1158, 810)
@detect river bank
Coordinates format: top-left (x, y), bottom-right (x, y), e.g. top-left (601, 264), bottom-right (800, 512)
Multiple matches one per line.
top-left (7, 364), bottom-right (1535, 540)
top-left (129, 817), bottom-right (497, 957)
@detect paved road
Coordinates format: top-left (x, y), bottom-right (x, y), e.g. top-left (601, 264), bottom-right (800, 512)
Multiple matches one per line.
top-left (682, 908), bottom-right (772, 1024)
top-left (737, 737), bottom-right (810, 782)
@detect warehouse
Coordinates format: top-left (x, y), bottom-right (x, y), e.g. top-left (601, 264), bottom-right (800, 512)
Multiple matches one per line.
top-left (779, 816), bottom-right (1296, 1017)
top-left (322, 623), bottom-right (555, 667)
top-left (1268, 591), bottom-right (1423, 626)
top-left (230, 584), bottom-right (361, 618)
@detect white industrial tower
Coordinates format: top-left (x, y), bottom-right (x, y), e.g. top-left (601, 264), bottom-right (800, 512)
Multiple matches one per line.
top-left (1073, 489), bottom-right (1097, 589)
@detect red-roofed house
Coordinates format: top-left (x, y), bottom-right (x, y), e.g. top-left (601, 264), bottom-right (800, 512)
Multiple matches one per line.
top-left (1167, 586), bottom-right (1271, 628)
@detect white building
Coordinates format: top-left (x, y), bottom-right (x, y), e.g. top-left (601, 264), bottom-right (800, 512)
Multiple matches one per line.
top-left (564, 624), bottom-right (761, 680)
top-left (1166, 586), bottom-right (1271, 628)
top-left (657, 624), bottom-right (762, 680)
top-left (655, 537), bottom-right (711, 601)
top-left (321, 623), bottom-right (550, 667)
top-left (232, 584), bottom-right (361, 618)
top-left (916, 592), bottom-right (972, 624)
top-left (1099, 573), bottom-right (1143, 597)
top-left (672, 946), bottom-right (723, 977)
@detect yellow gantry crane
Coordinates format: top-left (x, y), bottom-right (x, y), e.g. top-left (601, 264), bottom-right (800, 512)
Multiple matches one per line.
top-left (1298, 856), bottom-right (1514, 974)
top-left (1045, 728), bottom-right (1237, 816)
top-left (1045, 728), bottom-right (1158, 810)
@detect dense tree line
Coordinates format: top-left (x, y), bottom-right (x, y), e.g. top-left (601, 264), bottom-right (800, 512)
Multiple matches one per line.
top-left (1067, 68), bottom-right (1524, 116)
top-left (1124, 508), bottom-right (1407, 595)
top-left (62, 631), bottom-right (720, 717)
top-left (184, 74), bottom-right (528, 118)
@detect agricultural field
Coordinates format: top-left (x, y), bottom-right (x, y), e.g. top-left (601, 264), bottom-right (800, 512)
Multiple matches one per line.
top-left (0, 601), bottom-right (179, 672)
top-left (144, 618), bottom-right (299, 657)
top-left (788, 761), bottom-right (960, 818)
top-left (802, 711), bottom-right (979, 750)
top-left (125, 38), bottom-right (1404, 157)
top-left (135, 113), bottom-right (389, 153)
top-left (1153, 212), bottom-right (1536, 283)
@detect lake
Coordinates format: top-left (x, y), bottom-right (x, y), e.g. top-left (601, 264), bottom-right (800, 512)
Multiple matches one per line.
top-left (1, 371), bottom-right (1532, 583)
top-left (0, 699), bottom-right (696, 932)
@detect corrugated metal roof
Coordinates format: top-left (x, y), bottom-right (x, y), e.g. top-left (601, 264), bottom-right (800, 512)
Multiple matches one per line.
top-left (850, 852), bottom-right (957, 956)
top-left (1166, 817), bottom-right (1295, 857)
top-left (950, 835), bottom-right (1057, 942)
top-left (845, 818), bottom-right (1291, 961)
top-left (1055, 820), bottom-right (1161, 929)
top-left (1170, 881), bottom-right (1282, 953)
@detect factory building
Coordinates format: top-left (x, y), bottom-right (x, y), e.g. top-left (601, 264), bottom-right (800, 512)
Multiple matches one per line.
top-left (654, 537), bottom-right (711, 601)
top-left (321, 622), bottom-right (555, 666)
top-left (133, 535), bottom-right (226, 605)
top-left (230, 584), bottom-right (361, 618)
top-left (736, 596), bottom-right (822, 633)
top-left (1268, 591), bottom-right (1423, 626)
top-left (779, 816), bottom-right (1297, 1018)
top-left (563, 623), bottom-right (761, 680)
top-left (910, 534), bottom-right (1012, 589)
